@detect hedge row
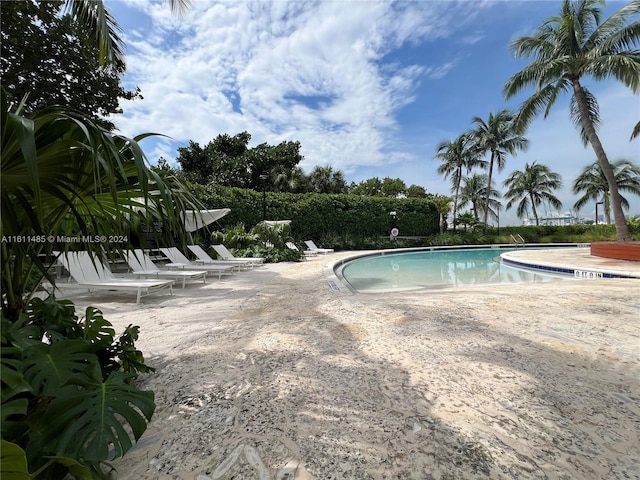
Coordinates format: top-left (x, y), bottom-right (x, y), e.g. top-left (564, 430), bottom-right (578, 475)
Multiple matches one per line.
top-left (188, 184), bottom-right (441, 244)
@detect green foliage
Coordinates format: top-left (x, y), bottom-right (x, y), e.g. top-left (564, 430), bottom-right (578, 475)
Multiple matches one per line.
top-left (213, 223), bottom-right (259, 249)
top-left (189, 184), bottom-right (440, 245)
top-left (0, 0), bottom-right (138, 130)
top-left (503, 161), bottom-right (563, 225)
top-left (348, 177), bottom-right (413, 197)
top-left (210, 221), bottom-right (303, 262)
top-left (1, 298), bottom-right (155, 479)
top-left (1, 87), bottom-right (200, 318)
top-left (176, 132), bottom-right (303, 189)
top-left (503, 0), bottom-right (640, 241)
top-left (251, 221), bottom-right (293, 250)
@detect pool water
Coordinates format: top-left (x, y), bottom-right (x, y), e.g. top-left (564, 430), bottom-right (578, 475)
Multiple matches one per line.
top-left (337, 247), bottom-right (573, 293)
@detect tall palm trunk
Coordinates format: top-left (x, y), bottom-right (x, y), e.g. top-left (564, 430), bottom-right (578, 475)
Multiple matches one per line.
top-left (604, 193), bottom-right (612, 224)
top-left (530, 194), bottom-right (539, 226)
top-left (483, 152), bottom-right (496, 225)
top-left (572, 79), bottom-right (631, 241)
top-left (452, 173), bottom-right (461, 232)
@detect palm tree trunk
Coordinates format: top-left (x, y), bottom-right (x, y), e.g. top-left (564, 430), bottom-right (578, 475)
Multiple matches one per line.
top-left (452, 171), bottom-right (461, 232)
top-left (604, 193), bottom-right (612, 224)
top-left (483, 152), bottom-right (495, 226)
top-left (531, 196), bottom-right (539, 226)
top-left (572, 79), bottom-right (631, 241)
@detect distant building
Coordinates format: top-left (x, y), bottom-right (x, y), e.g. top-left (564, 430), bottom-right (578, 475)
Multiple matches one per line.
top-left (522, 211), bottom-right (593, 226)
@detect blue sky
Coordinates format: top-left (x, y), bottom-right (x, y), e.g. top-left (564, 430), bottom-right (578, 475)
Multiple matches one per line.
top-left (105, 0), bottom-right (640, 226)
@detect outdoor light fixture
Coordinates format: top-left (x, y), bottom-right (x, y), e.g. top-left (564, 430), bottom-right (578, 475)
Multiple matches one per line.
top-left (595, 201), bottom-right (604, 225)
top-left (389, 211), bottom-right (398, 239)
top-left (259, 174), bottom-right (268, 221)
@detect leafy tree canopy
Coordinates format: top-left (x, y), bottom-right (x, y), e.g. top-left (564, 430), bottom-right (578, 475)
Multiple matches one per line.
top-left (0, 0), bottom-right (140, 129)
top-left (406, 184), bottom-right (428, 198)
top-left (349, 177), bottom-right (410, 197)
top-left (176, 131), bottom-right (304, 189)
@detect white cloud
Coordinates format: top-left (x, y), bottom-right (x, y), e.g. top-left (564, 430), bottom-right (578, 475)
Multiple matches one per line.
top-left (108, 0), bottom-right (639, 226)
top-left (112, 0), bottom-right (485, 173)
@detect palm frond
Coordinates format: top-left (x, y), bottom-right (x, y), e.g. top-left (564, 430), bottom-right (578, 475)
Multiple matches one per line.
top-left (65, 0), bottom-right (125, 66)
top-left (631, 120), bottom-right (640, 140)
top-left (569, 86), bottom-right (601, 146)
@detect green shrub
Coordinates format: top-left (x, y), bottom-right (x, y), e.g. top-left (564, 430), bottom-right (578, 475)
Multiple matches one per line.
top-left (1, 297), bottom-right (155, 479)
top-left (186, 184), bottom-right (441, 244)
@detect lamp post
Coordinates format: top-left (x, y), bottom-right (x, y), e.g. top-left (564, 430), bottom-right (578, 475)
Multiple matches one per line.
top-left (259, 174), bottom-right (268, 221)
top-left (595, 201), bottom-right (603, 225)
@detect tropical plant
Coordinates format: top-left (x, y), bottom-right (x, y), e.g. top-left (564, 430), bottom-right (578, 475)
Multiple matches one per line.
top-left (1, 298), bottom-right (156, 479)
top-left (212, 224), bottom-right (259, 250)
top-left (458, 173), bottom-right (502, 223)
top-left (60, 0), bottom-right (191, 66)
top-left (503, 0), bottom-right (640, 241)
top-left (453, 212), bottom-right (479, 232)
top-left (572, 158), bottom-right (640, 223)
top-left (503, 161), bottom-right (563, 226)
top-left (432, 195), bottom-right (453, 234)
top-left (470, 109), bottom-right (529, 226)
top-left (434, 132), bottom-right (483, 230)
top-left (308, 165), bottom-right (347, 194)
top-left (272, 165), bottom-right (309, 193)
top-left (1, 89), bottom-right (197, 318)
top-left (1, 89), bottom-right (200, 478)
top-left (252, 221), bottom-right (294, 250)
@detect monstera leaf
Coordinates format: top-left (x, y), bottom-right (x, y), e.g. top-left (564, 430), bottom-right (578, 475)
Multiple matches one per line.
top-left (22, 340), bottom-right (99, 396)
top-left (81, 307), bottom-right (116, 350)
top-left (34, 371), bottom-right (155, 462)
top-left (0, 440), bottom-right (30, 480)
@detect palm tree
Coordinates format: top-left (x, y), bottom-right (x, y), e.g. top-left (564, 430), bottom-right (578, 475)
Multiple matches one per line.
top-left (308, 165), bottom-right (347, 193)
top-left (503, 161), bottom-right (563, 225)
top-left (573, 159), bottom-right (640, 223)
top-left (271, 165), bottom-right (309, 193)
top-left (432, 195), bottom-right (453, 234)
top-left (434, 133), bottom-right (483, 230)
top-left (504, 0), bottom-right (640, 241)
top-left (458, 173), bottom-right (502, 223)
top-left (471, 110), bottom-right (529, 226)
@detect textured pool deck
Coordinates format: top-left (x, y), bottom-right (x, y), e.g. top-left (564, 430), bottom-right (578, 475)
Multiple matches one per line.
top-left (502, 246), bottom-right (640, 279)
top-left (72, 247), bottom-right (640, 480)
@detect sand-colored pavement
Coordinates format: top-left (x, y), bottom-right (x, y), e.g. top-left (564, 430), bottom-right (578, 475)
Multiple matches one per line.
top-left (60, 249), bottom-right (639, 479)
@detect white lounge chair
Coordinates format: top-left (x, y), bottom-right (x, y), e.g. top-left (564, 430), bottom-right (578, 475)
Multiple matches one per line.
top-left (211, 244), bottom-right (265, 266)
top-left (286, 242), bottom-right (317, 259)
top-left (125, 249), bottom-right (207, 288)
top-left (159, 247), bottom-right (237, 278)
top-left (187, 245), bottom-right (253, 270)
top-left (55, 251), bottom-right (174, 304)
top-left (304, 240), bottom-right (334, 254)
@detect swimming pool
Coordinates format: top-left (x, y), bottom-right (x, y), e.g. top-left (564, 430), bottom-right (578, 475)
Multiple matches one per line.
top-left (335, 246), bottom-right (578, 293)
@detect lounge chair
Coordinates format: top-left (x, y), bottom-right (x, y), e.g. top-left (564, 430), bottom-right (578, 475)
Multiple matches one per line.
top-left (304, 240), bottom-right (334, 254)
top-left (54, 251), bottom-right (174, 304)
top-left (211, 244), bottom-right (265, 266)
top-left (125, 249), bottom-right (207, 288)
top-left (187, 245), bottom-right (254, 270)
top-left (286, 242), bottom-right (317, 259)
top-left (159, 247), bottom-right (237, 278)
